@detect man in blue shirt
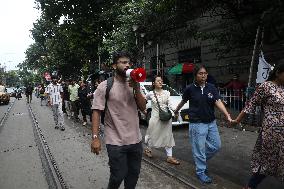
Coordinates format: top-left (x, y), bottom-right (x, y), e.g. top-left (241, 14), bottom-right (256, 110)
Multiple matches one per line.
top-left (174, 65), bottom-right (232, 184)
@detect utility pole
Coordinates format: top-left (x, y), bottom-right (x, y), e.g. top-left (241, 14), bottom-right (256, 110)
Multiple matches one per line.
top-left (156, 43), bottom-right (159, 75)
top-left (247, 9), bottom-right (271, 88)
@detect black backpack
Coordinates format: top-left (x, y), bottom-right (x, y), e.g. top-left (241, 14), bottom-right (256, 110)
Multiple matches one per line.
top-left (101, 77), bottom-right (114, 124)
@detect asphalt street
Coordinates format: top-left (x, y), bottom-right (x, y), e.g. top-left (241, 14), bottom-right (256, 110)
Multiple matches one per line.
top-left (1, 96), bottom-right (283, 189)
top-left (0, 97), bottom-right (189, 189)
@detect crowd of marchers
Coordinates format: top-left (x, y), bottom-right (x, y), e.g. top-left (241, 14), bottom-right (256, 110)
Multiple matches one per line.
top-left (3, 50), bottom-right (283, 189)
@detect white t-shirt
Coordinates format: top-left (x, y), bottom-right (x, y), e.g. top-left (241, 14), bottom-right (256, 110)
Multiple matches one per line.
top-left (46, 83), bottom-right (63, 104)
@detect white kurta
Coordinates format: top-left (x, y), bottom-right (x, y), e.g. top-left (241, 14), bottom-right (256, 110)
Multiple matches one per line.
top-left (145, 90), bottom-right (175, 148)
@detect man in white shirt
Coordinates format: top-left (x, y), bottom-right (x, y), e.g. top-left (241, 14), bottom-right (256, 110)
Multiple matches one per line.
top-left (46, 76), bottom-right (65, 131)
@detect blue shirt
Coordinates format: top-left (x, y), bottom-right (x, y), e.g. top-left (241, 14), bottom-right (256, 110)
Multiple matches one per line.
top-left (182, 82), bottom-right (221, 123)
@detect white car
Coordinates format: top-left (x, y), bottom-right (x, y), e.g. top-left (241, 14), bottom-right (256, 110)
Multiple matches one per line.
top-left (139, 82), bottom-right (189, 126)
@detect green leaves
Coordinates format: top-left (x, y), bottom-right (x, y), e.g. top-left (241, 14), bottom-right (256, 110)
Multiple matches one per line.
top-left (23, 0), bottom-right (283, 81)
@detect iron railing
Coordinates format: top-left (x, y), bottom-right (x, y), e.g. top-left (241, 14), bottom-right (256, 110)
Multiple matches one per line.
top-left (218, 88), bottom-right (262, 127)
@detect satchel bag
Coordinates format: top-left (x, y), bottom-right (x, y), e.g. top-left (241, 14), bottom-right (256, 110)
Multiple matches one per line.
top-left (153, 90), bottom-right (172, 121)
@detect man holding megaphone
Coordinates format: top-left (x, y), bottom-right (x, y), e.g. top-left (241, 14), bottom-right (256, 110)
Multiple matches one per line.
top-left (91, 51), bottom-right (146, 189)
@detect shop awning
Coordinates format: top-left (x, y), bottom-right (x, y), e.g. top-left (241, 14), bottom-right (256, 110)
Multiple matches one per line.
top-left (168, 63), bottom-right (195, 75)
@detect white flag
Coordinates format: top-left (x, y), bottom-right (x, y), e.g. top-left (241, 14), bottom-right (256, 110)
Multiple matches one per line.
top-left (256, 51), bottom-right (272, 84)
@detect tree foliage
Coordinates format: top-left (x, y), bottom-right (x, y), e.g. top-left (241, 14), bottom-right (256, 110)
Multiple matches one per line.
top-left (22, 0), bottom-right (284, 80)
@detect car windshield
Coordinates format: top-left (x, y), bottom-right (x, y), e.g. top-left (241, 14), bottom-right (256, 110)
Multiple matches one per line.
top-left (143, 84), bottom-right (180, 96)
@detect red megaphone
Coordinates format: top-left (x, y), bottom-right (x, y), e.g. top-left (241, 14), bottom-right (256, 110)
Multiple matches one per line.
top-left (126, 68), bottom-right (146, 82)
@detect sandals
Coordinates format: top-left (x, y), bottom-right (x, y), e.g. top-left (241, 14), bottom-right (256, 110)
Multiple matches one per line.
top-left (144, 149), bottom-right (153, 158)
top-left (166, 157), bottom-right (180, 165)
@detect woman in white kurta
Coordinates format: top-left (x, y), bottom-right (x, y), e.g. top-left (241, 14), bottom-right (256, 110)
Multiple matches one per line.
top-left (144, 76), bottom-right (180, 165)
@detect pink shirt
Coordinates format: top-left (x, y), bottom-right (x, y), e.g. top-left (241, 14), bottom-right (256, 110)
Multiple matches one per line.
top-left (92, 78), bottom-right (142, 146)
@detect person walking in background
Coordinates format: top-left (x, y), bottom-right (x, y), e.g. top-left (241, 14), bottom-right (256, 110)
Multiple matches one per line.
top-left (34, 85), bottom-right (40, 98)
top-left (46, 76), bottom-right (65, 131)
top-left (78, 80), bottom-right (92, 126)
top-left (62, 79), bottom-right (71, 119)
top-left (68, 78), bottom-right (80, 121)
top-left (25, 83), bottom-right (33, 103)
top-left (224, 74), bottom-right (246, 111)
top-left (174, 65), bottom-right (232, 184)
top-left (233, 63), bottom-right (284, 189)
top-left (91, 51), bottom-right (146, 189)
top-left (39, 84), bottom-right (46, 106)
top-left (15, 85), bottom-right (22, 100)
top-left (0, 81), bottom-right (5, 92)
top-left (143, 75), bottom-right (180, 165)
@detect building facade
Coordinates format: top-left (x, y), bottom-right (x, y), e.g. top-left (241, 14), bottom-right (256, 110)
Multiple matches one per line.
top-left (141, 11), bottom-right (284, 90)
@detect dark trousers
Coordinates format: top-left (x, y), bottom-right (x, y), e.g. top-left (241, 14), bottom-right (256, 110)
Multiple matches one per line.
top-left (82, 110), bottom-right (92, 122)
top-left (79, 101), bottom-right (92, 122)
top-left (247, 172), bottom-right (266, 189)
top-left (106, 142), bottom-right (142, 189)
top-left (26, 93), bottom-right (32, 103)
top-left (70, 100), bottom-right (79, 119)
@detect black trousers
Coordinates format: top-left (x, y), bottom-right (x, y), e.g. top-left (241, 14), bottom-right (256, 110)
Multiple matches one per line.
top-left (106, 142), bottom-right (142, 189)
top-left (26, 93), bottom-right (32, 103)
top-left (70, 100), bottom-right (79, 119)
top-left (247, 172), bottom-right (266, 189)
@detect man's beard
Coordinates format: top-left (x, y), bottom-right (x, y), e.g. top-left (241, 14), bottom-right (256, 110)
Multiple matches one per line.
top-left (116, 68), bottom-right (126, 78)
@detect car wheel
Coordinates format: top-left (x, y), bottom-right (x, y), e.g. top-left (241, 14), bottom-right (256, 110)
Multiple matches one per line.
top-left (146, 110), bottom-right (151, 126)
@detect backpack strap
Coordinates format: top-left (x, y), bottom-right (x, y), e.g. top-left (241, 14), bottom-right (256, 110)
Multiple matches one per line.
top-left (105, 77), bottom-right (114, 109)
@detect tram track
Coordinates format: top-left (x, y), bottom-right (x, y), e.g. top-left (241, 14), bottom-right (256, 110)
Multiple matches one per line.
top-left (24, 101), bottom-right (196, 189)
top-left (142, 154), bottom-right (198, 189)
top-left (0, 99), bottom-right (16, 127)
top-left (85, 124), bottom-right (198, 188)
top-left (27, 104), bottom-right (68, 189)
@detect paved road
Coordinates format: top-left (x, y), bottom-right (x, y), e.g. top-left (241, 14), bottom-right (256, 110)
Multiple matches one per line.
top-left (0, 98), bottom-right (49, 189)
top-left (139, 120), bottom-right (284, 189)
top-left (1, 97), bottom-right (283, 189)
top-left (0, 97), bottom-right (189, 189)
top-left (0, 101), bottom-right (10, 116)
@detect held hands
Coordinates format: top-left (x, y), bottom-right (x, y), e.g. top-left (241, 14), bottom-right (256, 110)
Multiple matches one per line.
top-left (226, 115), bottom-right (241, 127)
top-left (231, 119), bottom-right (240, 125)
top-left (91, 138), bottom-right (101, 155)
top-left (226, 114), bottom-right (233, 123)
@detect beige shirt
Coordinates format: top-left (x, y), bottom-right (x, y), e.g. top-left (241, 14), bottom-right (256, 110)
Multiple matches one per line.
top-left (68, 84), bottom-right (79, 102)
top-left (92, 78), bottom-right (142, 146)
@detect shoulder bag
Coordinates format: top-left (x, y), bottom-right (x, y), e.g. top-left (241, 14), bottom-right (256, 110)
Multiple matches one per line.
top-left (153, 90), bottom-right (172, 121)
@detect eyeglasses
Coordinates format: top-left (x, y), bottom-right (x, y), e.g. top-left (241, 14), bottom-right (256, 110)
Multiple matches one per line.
top-left (197, 72), bottom-right (208, 76)
top-left (117, 61), bottom-right (132, 65)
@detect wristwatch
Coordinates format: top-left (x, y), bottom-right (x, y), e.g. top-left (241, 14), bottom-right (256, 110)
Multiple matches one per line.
top-left (92, 134), bottom-right (98, 139)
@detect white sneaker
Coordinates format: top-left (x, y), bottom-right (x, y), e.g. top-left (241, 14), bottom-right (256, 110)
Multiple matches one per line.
top-left (83, 122), bottom-right (87, 126)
